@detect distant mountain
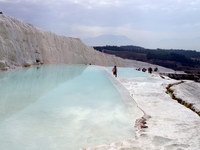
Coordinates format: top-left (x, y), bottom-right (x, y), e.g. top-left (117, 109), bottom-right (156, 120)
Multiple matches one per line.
top-left (83, 34), bottom-right (134, 46)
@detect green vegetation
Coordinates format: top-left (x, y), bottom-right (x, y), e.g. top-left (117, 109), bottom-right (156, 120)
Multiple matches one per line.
top-left (94, 45), bottom-right (200, 71)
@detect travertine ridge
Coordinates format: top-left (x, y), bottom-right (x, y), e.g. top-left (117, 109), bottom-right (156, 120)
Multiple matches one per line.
top-left (0, 14), bottom-right (172, 72)
top-left (0, 14), bottom-right (130, 69)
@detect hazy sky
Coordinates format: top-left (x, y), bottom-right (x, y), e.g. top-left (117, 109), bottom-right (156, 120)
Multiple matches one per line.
top-left (1, 0), bottom-right (200, 50)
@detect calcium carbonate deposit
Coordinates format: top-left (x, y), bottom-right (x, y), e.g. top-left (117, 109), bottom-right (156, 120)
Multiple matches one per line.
top-left (1, 14), bottom-right (200, 150)
top-left (0, 14), bottom-right (172, 72)
top-left (0, 14), bottom-right (125, 69)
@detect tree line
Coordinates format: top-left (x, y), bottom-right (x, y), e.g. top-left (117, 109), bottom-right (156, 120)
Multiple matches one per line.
top-left (94, 45), bottom-right (200, 71)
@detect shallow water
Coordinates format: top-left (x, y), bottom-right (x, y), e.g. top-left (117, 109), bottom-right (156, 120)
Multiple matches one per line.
top-left (0, 65), bottom-right (142, 150)
top-left (108, 67), bottom-right (149, 78)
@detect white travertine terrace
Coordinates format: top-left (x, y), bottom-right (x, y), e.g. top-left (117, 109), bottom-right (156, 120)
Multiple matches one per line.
top-left (0, 14), bottom-right (172, 73)
top-left (2, 14), bottom-right (199, 150)
top-left (83, 76), bottom-right (200, 150)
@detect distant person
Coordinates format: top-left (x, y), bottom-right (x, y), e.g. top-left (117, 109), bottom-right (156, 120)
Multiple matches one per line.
top-left (112, 65), bottom-right (117, 77)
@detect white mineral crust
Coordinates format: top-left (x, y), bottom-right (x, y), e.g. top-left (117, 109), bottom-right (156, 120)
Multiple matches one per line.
top-left (1, 14), bottom-right (199, 150)
top-left (0, 14), bottom-right (172, 73)
top-left (84, 75), bottom-right (200, 150)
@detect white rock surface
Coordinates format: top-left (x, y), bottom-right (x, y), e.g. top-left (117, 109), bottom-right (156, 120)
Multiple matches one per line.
top-left (84, 75), bottom-right (200, 150)
top-left (120, 76), bottom-right (200, 150)
top-left (3, 14), bottom-right (196, 150)
top-left (171, 80), bottom-right (200, 113)
top-left (0, 14), bottom-right (173, 72)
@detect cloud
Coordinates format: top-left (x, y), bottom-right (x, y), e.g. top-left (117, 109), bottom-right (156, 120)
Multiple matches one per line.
top-left (83, 34), bottom-right (134, 46)
top-left (0, 0), bottom-right (200, 50)
top-left (71, 0), bottom-right (122, 8)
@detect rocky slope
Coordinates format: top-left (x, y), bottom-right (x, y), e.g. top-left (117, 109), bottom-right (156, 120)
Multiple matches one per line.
top-left (0, 14), bottom-right (125, 69)
top-left (0, 14), bottom-right (173, 72)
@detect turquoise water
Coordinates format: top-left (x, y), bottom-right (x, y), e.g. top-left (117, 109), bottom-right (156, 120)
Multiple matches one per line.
top-left (108, 67), bottom-right (149, 78)
top-left (0, 65), bottom-right (142, 150)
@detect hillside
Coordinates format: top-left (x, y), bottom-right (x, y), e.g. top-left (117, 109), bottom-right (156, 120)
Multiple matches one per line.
top-left (94, 46), bottom-right (200, 72)
top-left (0, 14), bottom-right (146, 70)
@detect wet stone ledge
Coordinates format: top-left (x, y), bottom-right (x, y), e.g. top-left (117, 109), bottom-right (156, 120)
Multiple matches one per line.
top-left (166, 81), bottom-right (200, 117)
